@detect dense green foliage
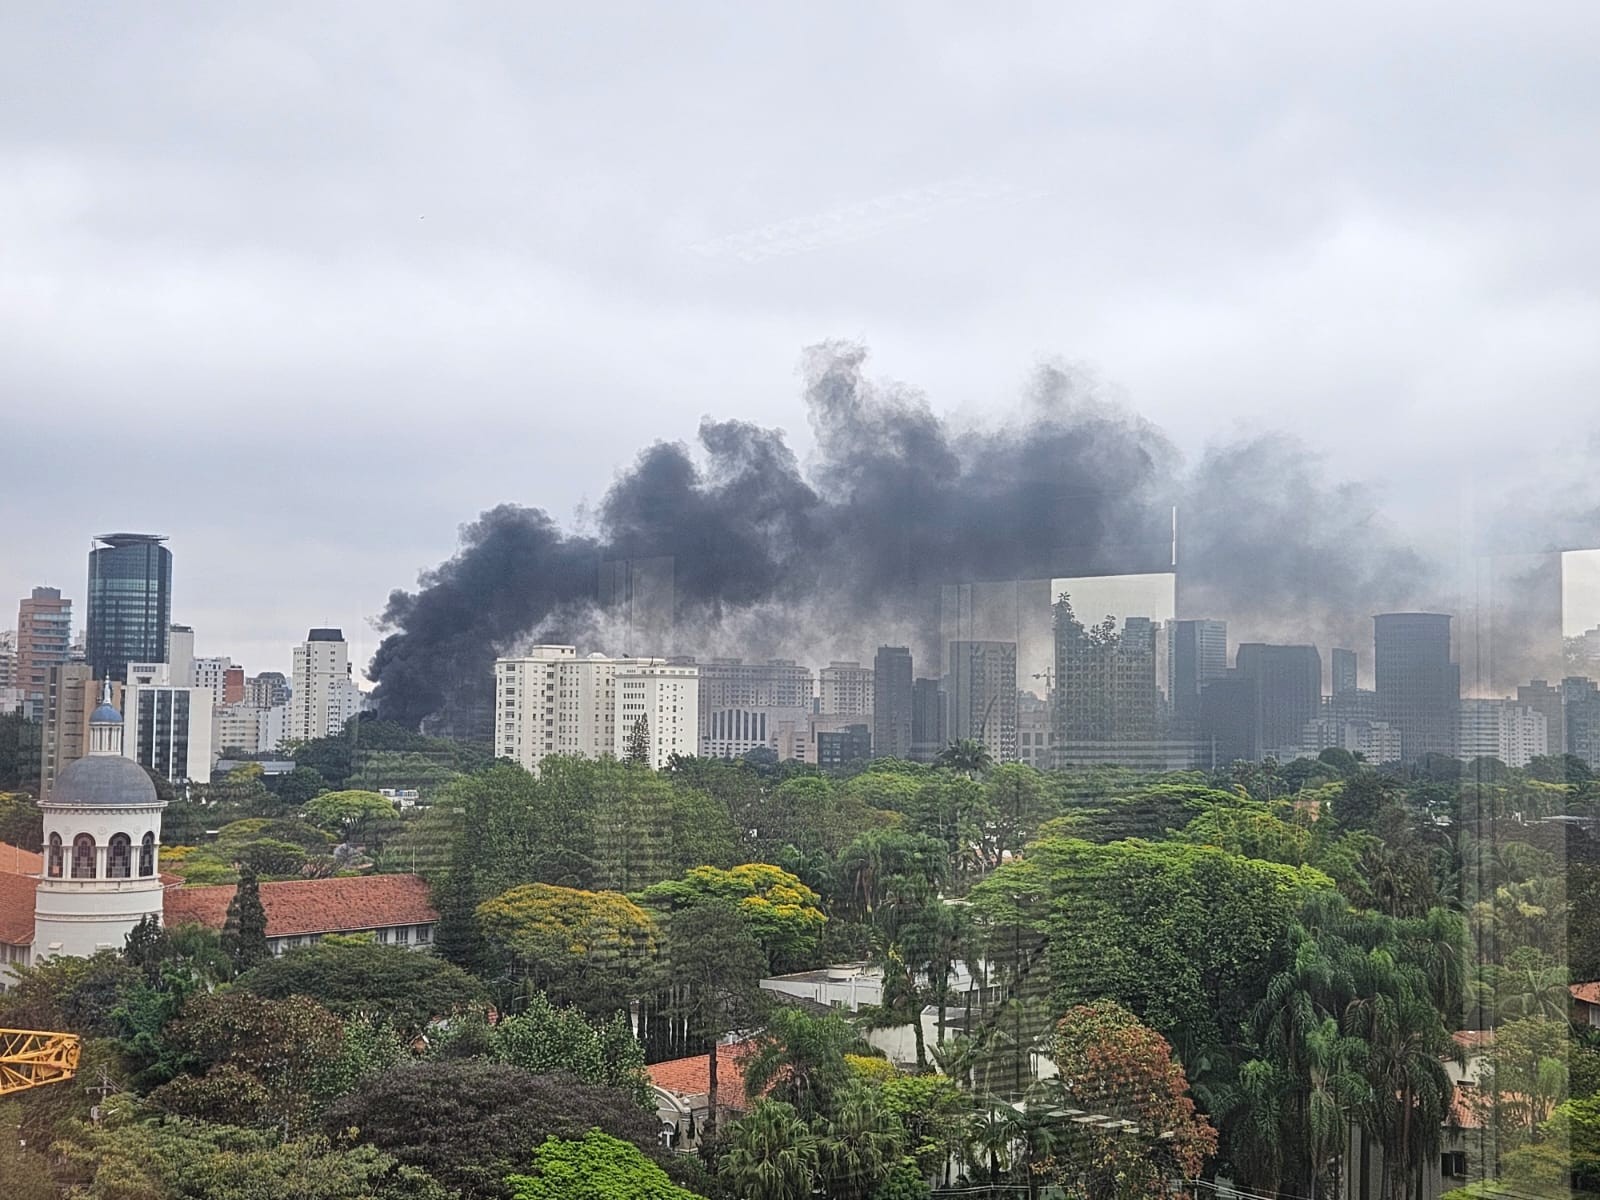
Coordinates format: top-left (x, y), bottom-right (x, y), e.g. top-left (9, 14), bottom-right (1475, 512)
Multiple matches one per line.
top-left (506, 1131), bottom-right (708, 1200)
top-left (3, 743), bottom-right (1596, 1198)
top-left (237, 940), bottom-right (488, 1036)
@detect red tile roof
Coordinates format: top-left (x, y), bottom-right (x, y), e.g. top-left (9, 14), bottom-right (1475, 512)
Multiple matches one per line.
top-left (162, 874), bottom-right (437, 939)
top-left (0, 872), bottom-right (38, 945)
top-left (647, 1042), bottom-right (760, 1111)
top-left (1571, 982), bottom-right (1600, 1006)
top-left (1452, 1029), bottom-right (1494, 1051)
top-left (1449, 1083), bottom-right (1485, 1130)
top-left (0, 842), bottom-right (42, 876)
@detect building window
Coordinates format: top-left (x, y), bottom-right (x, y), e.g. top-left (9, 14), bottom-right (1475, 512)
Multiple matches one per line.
top-left (72, 834), bottom-right (96, 879)
top-left (47, 833), bottom-right (63, 878)
top-left (395, 925), bottom-right (410, 945)
top-left (139, 832), bottom-right (156, 876)
top-left (107, 833), bottom-right (132, 879)
top-left (416, 925), bottom-right (432, 944)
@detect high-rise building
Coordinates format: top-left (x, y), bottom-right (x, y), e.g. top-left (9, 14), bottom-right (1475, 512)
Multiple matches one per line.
top-left (1563, 678), bottom-right (1600, 768)
top-left (495, 646), bottom-right (698, 772)
top-left (246, 671), bottom-right (291, 708)
top-left (1518, 680), bottom-right (1566, 758)
top-left (1456, 698), bottom-right (1548, 768)
top-left (1331, 647), bottom-right (1358, 696)
top-left (1235, 644), bottom-right (1323, 759)
top-left (86, 534), bottom-right (171, 683)
top-left (1296, 716), bottom-right (1404, 766)
top-left (818, 661), bottom-right (874, 718)
top-left (1374, 613), bottom-right (1459, 762)
top-left (192, 657), bottom-right (243, 706)
top-left (291, 629), bottom-right (362, 742)
top-left (1198, 673), bottom-right (1258, 767)
top-left (910, 677), bottom-right (946, 763)
top-left (166, 625), bottom-right (195, 688)
top-left (214, 703), bottom-right (264, 756)
top-left (1053, 598), bottom-right (1159, 756)
top-left (1166, 619), bottom-right (1227, 732)
top-left (16, 587), bottom-right (73, 721)
top-left (872, 646), bottom-right (914, 760)
top-left (948, 640), bottom-right (1017, 761)
top-left (40, 663), bottom-right (122, 799)
top-left (125, 684), bottom-right (214, 783)
top-left (693, 658), bottom-right (814, 752)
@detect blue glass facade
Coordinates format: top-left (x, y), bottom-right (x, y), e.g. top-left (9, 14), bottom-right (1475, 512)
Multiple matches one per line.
top-left (86, 533), bottom-right (172, 682)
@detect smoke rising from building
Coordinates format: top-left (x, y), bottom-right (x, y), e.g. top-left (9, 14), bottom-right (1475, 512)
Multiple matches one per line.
top-left (369, 341), bottom-right (1440, 733)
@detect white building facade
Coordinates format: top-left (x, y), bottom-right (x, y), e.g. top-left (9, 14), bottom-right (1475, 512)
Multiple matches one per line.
top-left (818, 661), bottom-right (874, 718)
top-left (495, 646), bottom-right (698, 772)
top-left (291, 628), bottom-right (362, 741)
top-left (125, 684), bottom-right (214, 784)
top-left (1457, 698), bottom-right (1548, 768)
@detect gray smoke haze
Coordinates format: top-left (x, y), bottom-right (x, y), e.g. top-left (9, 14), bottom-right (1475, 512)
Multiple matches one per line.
top-left (370, 341), bottom-right (1443, 732)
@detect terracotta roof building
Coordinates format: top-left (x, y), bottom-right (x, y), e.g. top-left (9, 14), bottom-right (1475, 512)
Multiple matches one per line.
top-left (646, 1041), bottom-right (761, 1151)
top-left (163, 874), bottom-right (439, 956)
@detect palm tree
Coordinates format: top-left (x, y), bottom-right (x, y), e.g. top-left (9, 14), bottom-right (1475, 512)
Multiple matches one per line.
top-left (814, 1082), bottom-right (905, 1200)
top-left (964, 1101), bottom-right (1019, 1196)
top-left (741, 1006), bottom-right (859, 1120)
top-left (1345, 982), bottom-right (1457, 1200)
top-left (719, 1100), bottom-right (818, 1200)
top-left (1496, 949), bottom-right (1571, 1023)
top-left (1302, 1017), bottom-right (1371, 1200)
top-left (937, 738), bottom-right (994, 779)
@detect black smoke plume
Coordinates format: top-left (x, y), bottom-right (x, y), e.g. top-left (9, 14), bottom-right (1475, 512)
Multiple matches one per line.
top-left (369, 341), bottom-right (1437, 733)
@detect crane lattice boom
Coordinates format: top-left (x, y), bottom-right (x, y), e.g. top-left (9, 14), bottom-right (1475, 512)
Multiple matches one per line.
top-left (0, 1028), bottom-right (81, 1096)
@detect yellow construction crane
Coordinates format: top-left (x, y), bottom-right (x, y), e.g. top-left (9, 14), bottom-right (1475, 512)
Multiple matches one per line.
top-left (0, 1028), bottom-right (81, 1096)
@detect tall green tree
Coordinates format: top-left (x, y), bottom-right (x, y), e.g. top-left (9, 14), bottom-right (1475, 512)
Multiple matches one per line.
top-left (222, 866), bottom-right (270, 971)
top-left (664, 899), bottom-right (768, 1135)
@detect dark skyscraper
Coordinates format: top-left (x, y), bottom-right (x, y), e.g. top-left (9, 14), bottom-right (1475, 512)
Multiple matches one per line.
top-left (1235, 643), bottom-right (1323, 758)
top-left (1374, 612), bottom-right (1459, 762)
top-left (910, 677), bottom-right (947, 763)
top-left (1198, 644), bottom-right (1322, 764)
top-left (1167, 619), bottom-right (1227, 732)
top-left (872, 645), bottom-right (914, 759)
top-left (1331, 647), bottom-right (1358, 696)
top-left (86, 533), bottom-right (172, 683)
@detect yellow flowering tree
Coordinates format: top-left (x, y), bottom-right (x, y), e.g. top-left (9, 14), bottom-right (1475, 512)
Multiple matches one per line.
top-left (639, 863), bottom-right (825, 970)
top-left (477, 883), bottom-right (658, 1014)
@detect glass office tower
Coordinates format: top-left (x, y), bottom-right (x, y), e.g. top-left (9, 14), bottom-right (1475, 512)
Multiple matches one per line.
top-left (86, 533), bottom-right (172, 683)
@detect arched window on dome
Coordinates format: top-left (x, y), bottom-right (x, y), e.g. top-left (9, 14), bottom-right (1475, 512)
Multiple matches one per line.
top-left (47, 833), bottom-right (63, 878)
top-left (71, 834), bottom-right (96, 879)
top-left (107, 833), bottom-right (132, 879)
top-left (140, 832), bottom-right (156, 877)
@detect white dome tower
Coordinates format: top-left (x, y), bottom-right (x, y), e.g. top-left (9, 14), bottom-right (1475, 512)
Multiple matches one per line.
top-left (34, 684), bottom-right (167, 959)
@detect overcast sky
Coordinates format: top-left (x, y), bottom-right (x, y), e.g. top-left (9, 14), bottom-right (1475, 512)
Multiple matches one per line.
top-left (3, 2), bottom-right (1597, 677)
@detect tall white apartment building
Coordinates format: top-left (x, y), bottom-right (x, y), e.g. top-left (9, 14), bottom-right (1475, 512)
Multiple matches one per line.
top-left (1457, 699), bottom-right (1548, 769)
top-left (818, 661), bottom-right (874, 718)
top-left (495, 646), bottom-right (698, 773)
top-left (291, 628), bottom-right (362, 741)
